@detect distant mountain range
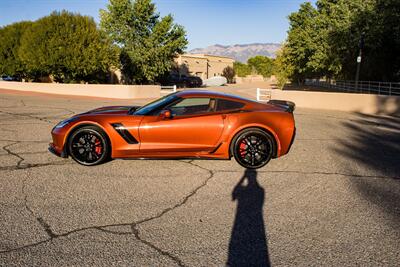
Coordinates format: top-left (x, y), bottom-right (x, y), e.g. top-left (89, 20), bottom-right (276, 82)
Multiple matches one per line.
top-left (189, 43), bottom-right (281, 62)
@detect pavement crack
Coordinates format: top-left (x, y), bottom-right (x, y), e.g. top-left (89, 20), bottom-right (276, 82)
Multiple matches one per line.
top-left (22, 171), bottom-right (58, 239)
top-left (27, 105), bottom-right (76, 116)
top-left (0, 139), bottom-right (49, 143)
top-left (129, 161), bottom-right (214, 266)
top-left (2, 142), bottom-right (24, 168)
top-left (0, 161), bottom-right (73, 171)
top-left (212, 169), bottom-right (399, 180)
top-left (97, 227), bottom-right (132, 235)
top-left (0, 110), bottom-right (52, 123)
top-left (1, 140), bottom-right (71, 171)
top-left (0, 159), bottom-right (216, 267)
top-left (36, 218), bottom-right (58, 239)
top-left (0, 141), bottom-right (71, 171)
top-left (131, 225), bottom-right (185, 267)
top-left (135, 161), bottom-right (214, 226)
top-left (264, 169), bottom-right (400, 180)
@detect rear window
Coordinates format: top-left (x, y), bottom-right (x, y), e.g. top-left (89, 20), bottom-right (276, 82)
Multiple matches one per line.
top-left (216, 99), bottom-right (245, 111)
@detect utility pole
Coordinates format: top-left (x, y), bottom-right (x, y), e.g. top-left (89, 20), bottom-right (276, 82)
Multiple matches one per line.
top-left (355, 32), bottom-right (365, 91)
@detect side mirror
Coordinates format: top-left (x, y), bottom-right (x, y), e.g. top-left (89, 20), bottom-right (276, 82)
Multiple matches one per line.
top-left (160, 109), bottom-right (172, 119)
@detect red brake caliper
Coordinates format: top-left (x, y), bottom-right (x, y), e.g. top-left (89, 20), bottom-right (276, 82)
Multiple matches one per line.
top-left (240, 141), bottom-right (247, 158)
top-left (95, 138), bottom-right (102, 155)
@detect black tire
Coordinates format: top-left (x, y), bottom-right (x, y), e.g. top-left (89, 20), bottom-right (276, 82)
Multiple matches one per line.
top-left (231, 128), bottom-right (275, 169)
top-left (68, 125), bottom-right (110, 166)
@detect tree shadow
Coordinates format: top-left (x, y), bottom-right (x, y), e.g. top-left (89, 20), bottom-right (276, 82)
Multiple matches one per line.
top-left (375, 95), bottom-right (400, 117)
top-left (227, 169), bottom-right (271, 267)
top-left (335, 106), bottom-right (400, 178)
top-left (333, 107), bottom-right (400, 224)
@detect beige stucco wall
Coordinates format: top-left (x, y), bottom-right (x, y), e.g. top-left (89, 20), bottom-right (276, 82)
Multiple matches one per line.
top-left (236, 75), bottom-right (265, 84)
top-left (204, 55), bottom-right (234, 78)
top-left (176, 55), bottom-right (208, 80)
top-left (175, 54), bottom-right (234, 80)
top-left (0, 81), bottom-right (160, 99)
top-left (271, 90), bottom-right (400, 115)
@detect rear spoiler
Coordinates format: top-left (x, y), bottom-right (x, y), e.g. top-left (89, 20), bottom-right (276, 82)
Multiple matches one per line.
top-left (267, 100), bottom-right (296, 113)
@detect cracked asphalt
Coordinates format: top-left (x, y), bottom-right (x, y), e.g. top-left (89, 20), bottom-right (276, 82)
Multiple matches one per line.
top-left (0, 89), bottom-right (399, 266)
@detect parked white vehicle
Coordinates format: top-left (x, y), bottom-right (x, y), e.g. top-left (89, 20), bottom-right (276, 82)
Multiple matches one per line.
top-left (203, 76), bottom-right (227, 87)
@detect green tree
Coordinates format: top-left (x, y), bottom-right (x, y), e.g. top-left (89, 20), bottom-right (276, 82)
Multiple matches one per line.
top-left (222, 66), bottom-right (235, 83)
top-left (18, 11), bottom-right (118, 83)
top-left (370, 0), bottom-right (400, 81)
top-left (100, 0), bottom-right (188, 84)
top-left (316, 0), bottom-right (375, 80)
top-left (233, 61), bottom-right (251, 77)
top-left (274, 46), bottom-right (291, 89)
top-left (330, 0), bottom-right (399, 81)
top-left (0, 21), bottom-right (32, 78)
top-left (280, 0), bottom-right (399, 82)
top-left (284, 2), bottom-right (320, 84)
top-left (247, 56), bottom-right (274, 78)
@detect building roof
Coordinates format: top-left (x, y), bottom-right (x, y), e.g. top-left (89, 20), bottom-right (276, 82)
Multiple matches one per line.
top-left (178, 54), bottom-right (208, 60)
top-left (180, 53), bottom-right (235, 61)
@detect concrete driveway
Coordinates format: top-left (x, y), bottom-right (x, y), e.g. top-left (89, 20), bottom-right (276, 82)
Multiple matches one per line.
top-left (0, 90), bottom-right (399, 266)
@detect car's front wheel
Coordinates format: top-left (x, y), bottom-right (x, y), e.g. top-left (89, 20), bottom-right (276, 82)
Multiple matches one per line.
top-left (231, 128), bottom-right (275, 169)
top-left (68, 126), bottom-right (110, 166)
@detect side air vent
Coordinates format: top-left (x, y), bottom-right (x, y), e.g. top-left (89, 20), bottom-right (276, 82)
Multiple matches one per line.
top-left (111, 123), bottom-right (138, 144)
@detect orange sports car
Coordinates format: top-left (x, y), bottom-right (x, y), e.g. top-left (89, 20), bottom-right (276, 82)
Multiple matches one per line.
top-left (49, 90), bottom-right (296, 169)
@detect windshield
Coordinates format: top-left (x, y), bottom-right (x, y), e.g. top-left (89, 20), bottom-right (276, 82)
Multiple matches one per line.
top-left (134, 93), bottom-right (178, 115)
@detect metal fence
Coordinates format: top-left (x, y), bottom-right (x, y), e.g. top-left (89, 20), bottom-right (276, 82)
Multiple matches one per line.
top-left (256, 88), bottom-right (272, 102)
top-left (305, 80), bottom-right (400, 96)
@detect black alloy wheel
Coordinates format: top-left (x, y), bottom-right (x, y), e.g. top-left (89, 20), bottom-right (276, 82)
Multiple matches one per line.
top-left (232, 128), bottom-right (274, 169)
top-left (68, 126), bottom-right (110, 166)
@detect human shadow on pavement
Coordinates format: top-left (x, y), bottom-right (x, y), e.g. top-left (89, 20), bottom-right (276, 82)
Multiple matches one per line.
top-left (227, 169), bottom-right (271, 267)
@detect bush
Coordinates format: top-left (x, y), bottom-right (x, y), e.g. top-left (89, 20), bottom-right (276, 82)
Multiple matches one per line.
top-left (247, 56), bottom-right (274, 78)
top-left (18, 11), bottom-right (118, 83)
top-left (222, 66), bottom-right (235, 83)
top-left (233, 62), bottom-right (252, 77)
top-left (0, 21), bottom-right (32, 78)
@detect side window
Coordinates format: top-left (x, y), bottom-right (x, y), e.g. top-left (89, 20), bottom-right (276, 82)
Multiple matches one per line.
top-left (169, 98), bottom-right (215, 116)
top-left (216, 99), bottom-right (245, 112)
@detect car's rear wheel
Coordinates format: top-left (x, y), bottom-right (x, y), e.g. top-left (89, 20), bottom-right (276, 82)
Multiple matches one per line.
top-left (231, 128), bottom-right (274, 169)
top-left (68, 126), bottom-right (110, 166)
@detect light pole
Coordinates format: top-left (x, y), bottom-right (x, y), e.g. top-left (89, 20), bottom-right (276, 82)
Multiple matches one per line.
top-left (355, 32), bottom-right (365, 91)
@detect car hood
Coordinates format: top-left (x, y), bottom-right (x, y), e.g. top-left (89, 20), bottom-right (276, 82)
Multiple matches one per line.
top-left (79, 106), bottom-right (140, 116)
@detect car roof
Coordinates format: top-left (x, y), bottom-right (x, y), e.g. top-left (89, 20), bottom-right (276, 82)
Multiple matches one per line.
top-left (176, 90), bottom-right (255, 103)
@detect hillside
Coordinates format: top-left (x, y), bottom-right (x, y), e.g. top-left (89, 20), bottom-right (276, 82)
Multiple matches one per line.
top-left (189, 43), bottom-right (281, 62)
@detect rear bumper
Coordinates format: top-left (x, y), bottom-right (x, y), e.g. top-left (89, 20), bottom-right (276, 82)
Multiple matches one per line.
top-left (287, 127), bottom-right (296, 153)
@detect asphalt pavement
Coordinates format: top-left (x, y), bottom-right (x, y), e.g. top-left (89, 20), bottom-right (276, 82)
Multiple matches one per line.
top-left (0, 89), bottom-right (399, 266)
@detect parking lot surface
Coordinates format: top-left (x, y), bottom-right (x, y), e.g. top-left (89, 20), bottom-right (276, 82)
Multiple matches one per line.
top-left (0, 90), bottom-right (399, 266)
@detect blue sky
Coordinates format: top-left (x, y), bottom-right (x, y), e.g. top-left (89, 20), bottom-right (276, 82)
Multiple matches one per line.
top-left (0, 0), bottom-right (315, 50)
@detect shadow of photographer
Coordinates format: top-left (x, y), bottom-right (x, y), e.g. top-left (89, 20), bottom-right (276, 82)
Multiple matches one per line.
top-left (227, 169), bottom-right (271, 267)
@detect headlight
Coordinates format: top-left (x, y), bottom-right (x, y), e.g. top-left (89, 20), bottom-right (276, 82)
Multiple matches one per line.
top-left (54, 117), bottom-right (79, 129)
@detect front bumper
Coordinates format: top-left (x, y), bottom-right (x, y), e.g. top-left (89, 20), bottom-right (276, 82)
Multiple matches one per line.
top-left (48, 143), bottom-right (68, 158)
top-left (49, 125), bottom-right (70, 158)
